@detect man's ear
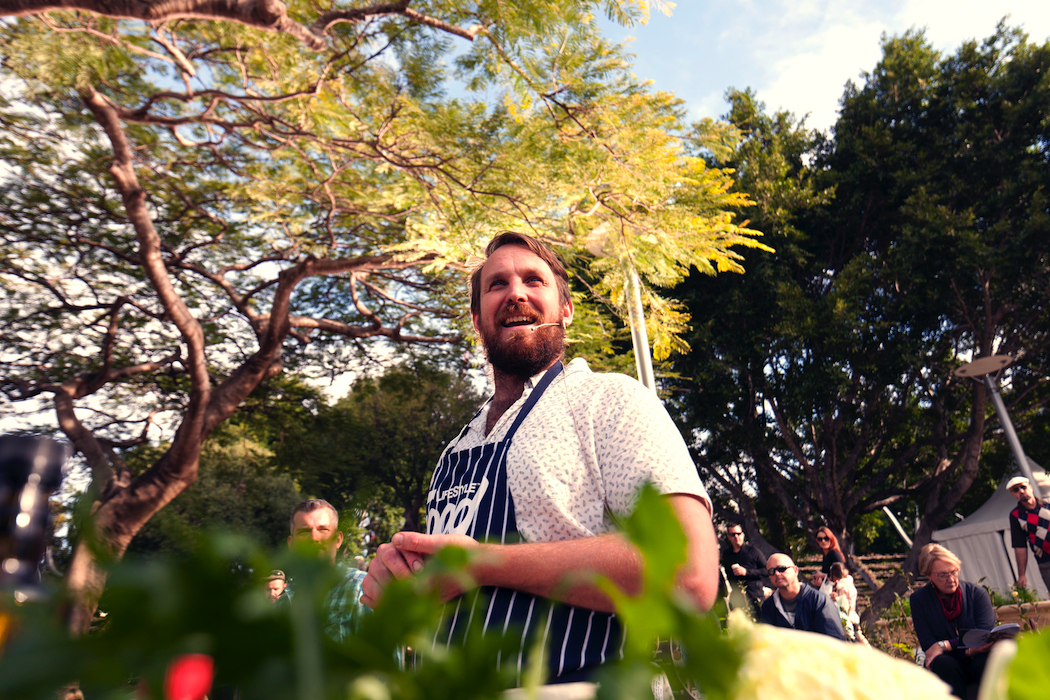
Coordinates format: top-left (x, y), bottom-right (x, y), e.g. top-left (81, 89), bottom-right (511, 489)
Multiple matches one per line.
top-left (335, 530), bottom-right (344, 549)
top-left (471, 313), bottom-right (481, 335)
top-left (287, 535), bottom-right (293, 549)
top-left (562, 299), bottom-right (574, 328)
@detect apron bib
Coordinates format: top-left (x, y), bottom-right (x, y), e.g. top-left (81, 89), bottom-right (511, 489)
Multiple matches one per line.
top-left (425, 362), bottom-right (622, 684)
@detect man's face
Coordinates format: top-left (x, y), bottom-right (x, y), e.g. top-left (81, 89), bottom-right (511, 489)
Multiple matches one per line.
top-left (288, 507), bottom-right (343, 563)
top-left (766, 554), bottom-right (799, 592)
top-left (267, 579), bottom-right (286, 602)
top-left (727, 527), bottom-right (745, 551)
top-left (1009, 481), bottom-right (1037, 507)
top-left (472, 245), bottom-right (573, 378)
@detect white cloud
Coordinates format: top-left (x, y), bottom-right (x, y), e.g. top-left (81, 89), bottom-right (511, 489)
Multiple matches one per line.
top-left (896, 0), bottom-right (1050, 50)
top-left (742, 0), bottom-right (1050, 132)
top-left (758, 11), bottom-right (888, 129)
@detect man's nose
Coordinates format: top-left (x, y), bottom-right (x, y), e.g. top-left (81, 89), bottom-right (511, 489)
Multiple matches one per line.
top-left (505, 277), bottom-right (528, 301)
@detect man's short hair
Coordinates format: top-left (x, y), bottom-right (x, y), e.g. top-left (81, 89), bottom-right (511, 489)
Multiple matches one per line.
top-left (289, 498), bottom-right (339, 534)
top-left (469, 232), bottom-right (571, 318)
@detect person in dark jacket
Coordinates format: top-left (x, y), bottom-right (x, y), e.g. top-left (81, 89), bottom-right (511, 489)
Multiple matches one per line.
top-left (759, 553), bottom-right (845, 640)
top-left (911, 544), bottom-right (997, 700)
top-left (723, 524), bottom-right (767, 619)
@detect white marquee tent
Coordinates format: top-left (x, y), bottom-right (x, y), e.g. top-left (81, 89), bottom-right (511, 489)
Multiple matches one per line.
top-left (932, 461), bottom-right (1049, 598)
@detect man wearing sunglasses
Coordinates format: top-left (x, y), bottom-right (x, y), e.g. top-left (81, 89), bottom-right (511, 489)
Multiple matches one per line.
top-left (1006, 476), bottom-right (1050, 592)
top-left (759, 553), bottom-right (845, 639)
top-left (723, 524), bottom-right (767, 619)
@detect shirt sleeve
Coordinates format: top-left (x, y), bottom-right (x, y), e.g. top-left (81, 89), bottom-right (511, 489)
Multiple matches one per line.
top-left (911, 588), bottom-right (937, 652)
top-left (1009, 509), bottom-right (1027, 549)
top-left (589, 374), bottom-right (710, 515)
top-left (812, 590), bottom-right (846, 640)
top-left (970, 584), bottom-right (996, 631)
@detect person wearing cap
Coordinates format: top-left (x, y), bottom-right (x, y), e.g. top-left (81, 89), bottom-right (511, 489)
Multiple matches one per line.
top-left (266, 570), bottom-right (288, 603)
top-left (1006, 475), bottom-right (1050, 591)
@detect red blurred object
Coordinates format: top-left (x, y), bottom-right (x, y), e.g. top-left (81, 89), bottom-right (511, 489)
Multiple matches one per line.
top-left (164, 654), bottom-right (214, 700)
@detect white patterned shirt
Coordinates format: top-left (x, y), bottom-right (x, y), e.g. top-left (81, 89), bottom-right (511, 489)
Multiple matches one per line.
top-left (436, 357), bottom-right (710, 544)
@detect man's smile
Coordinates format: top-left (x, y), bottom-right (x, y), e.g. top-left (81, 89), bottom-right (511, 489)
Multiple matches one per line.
top-left (502, 314), bottom-right (537, 327)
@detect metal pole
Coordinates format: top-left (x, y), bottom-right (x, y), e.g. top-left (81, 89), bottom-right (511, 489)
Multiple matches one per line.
top-left (625, 265), bottom-right (656, 393)
top-left (983, 375), bottom-right (1044, 499)
top-left (881, 506), bottom-right (913, 548)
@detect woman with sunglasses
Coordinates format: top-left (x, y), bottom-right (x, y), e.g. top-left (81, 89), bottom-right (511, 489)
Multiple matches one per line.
top-left (811, 526), bottom-right (845, 589)
top-left (911, 544), bottom-right (996, 699)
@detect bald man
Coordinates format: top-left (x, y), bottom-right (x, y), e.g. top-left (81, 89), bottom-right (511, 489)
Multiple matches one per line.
top-left (759, 553), bottom-right (845, 639)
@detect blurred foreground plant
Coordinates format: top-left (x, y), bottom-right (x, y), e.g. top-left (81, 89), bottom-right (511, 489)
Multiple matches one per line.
top-left (0, 486), bottom-right (738, 699)
top-left (2, 485), bottom-right (1048, 700)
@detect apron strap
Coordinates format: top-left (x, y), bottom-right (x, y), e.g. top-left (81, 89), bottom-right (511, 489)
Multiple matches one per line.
top-left (503, 361), bottom-right (563, 443)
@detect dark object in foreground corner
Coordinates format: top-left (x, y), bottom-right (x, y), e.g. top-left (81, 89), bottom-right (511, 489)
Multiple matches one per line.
top-left (0, 435), bottom-right (69, 601)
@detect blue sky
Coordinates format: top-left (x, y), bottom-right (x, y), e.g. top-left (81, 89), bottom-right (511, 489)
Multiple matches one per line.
top-left (601, 0), bottom-right (1050, 132)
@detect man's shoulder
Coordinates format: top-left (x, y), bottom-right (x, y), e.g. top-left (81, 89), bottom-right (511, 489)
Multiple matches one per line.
top-left (561, 357), bottom-right (656, 400)
top-left (736, 543), bottom-right (763, 564)
top-left (1010, 498), bottom-right (1049, 515)
top-left (797, 582), bottom-right (824, 602)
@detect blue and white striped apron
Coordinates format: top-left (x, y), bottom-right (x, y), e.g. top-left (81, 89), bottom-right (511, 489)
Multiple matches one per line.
top-left (425, 361), bottom-right (623, 684)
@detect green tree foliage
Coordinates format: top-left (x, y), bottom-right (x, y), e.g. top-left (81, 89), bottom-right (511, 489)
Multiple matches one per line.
top-left (0, 0), bottom-right (767, 629)
top-left (668, 87), bottom-right (834, 555)
top-left (669, 23), bottom-right (1050, 597)
top-left (125, 424), bottom-right (303, 559)
top-left (0, 486), bottom-right (739, 700)
top-left (275, 362), bottom-right (481, 536)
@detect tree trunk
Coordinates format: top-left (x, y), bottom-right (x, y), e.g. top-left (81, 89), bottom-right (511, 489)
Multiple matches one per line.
top-left (65, 537), bottom-right (108, 636)
top-left (862, 378), bottom-right (990, 630)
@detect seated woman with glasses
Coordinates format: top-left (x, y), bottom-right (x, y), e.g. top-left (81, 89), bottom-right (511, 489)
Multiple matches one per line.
top-left (911, 543), bottom-right (997, 699)
top-left (811, 526), bottom-right (845, 589)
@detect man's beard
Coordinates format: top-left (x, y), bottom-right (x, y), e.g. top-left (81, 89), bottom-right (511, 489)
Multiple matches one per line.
top-left (480, 307), bottom-right (565, 378)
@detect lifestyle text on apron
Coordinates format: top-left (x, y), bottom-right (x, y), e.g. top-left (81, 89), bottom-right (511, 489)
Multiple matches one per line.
top-left (425, 361), bottom-right (623, 685)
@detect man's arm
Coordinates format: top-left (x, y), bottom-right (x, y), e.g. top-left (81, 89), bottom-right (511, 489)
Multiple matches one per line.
top-left (1013, 547), bottom-right (1029, 589)
top-left (667, 493), bottom-right (720, 611)
top-left (361, 493), bottom-right (718, 612)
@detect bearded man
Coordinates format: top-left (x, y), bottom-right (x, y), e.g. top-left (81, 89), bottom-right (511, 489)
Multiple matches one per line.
top-left (361, 232), bottom-right (718, 685)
